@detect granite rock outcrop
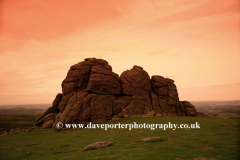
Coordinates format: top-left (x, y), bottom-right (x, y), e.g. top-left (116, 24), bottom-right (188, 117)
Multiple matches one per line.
top-left (35, 58), bottom-right (203, 129)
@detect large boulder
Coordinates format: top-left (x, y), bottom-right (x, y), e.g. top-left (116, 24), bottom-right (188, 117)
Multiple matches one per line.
top-left (150, 75), bottom-right (181, 116)
top-left (181, 101), bottom-right (198, 116)
top-left (35, 58), bottom-right (201, 129)
top-left (120, 65), bottom-right (151, 97)
top-left (61, 58), bottom-right (112, 96)
top-left (86, 66), bottom-right (121, 95)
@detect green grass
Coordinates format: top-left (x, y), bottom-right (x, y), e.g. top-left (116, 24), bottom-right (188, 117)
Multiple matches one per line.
top-left (0, 116), bottom-right (239, 160)
top-left (216, 113), bottom-right (240, 119)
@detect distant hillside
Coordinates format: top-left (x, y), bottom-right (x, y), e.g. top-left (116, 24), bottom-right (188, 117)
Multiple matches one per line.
top-left (0, 104), bottom-right (50, 115)
top-left (191, 100), bottom-right (240, 107)
top-left (191, 100), bottom-right (240, 118)
top-left (0, 104), bottom-right (50, 110)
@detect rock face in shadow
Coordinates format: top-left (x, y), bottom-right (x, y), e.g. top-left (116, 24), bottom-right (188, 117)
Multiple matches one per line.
top-left (35, 58), bottom-right (202, 128)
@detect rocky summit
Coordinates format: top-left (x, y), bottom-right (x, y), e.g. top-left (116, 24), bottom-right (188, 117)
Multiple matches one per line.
top-left (35, 58), bottom-right (203, 129)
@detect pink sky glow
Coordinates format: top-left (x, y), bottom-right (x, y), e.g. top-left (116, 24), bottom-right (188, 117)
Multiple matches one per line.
top-left (0, 0), bottom-right (239, 105)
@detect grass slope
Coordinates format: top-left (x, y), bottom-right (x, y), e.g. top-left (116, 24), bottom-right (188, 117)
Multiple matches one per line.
top-left (0, 117), bottom-right (239, 160)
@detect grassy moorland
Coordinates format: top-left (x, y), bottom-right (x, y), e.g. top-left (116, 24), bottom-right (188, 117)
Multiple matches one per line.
top-left (193, 101), bottom-right (240, 119)
top-left (0, 115), bottom-right (40, 132)
top-left (0, 116), bottom-right (239, 160)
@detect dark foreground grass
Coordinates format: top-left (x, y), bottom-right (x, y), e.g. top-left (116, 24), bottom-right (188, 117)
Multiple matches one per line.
top-left (0, 115), bottom-right (40, 132)
top-left (0, 117), bottom-right (239, 160)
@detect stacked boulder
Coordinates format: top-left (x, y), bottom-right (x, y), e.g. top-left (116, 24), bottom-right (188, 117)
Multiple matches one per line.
top-left (35, 58), bottom-right (203, 129)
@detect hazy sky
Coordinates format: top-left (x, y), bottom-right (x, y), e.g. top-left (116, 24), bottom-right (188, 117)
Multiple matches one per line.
top-left (0, 0), bottom-right (239, 105)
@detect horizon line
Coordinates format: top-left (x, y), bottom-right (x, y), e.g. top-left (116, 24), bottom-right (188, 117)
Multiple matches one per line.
top-left (1, 100), bottom-right (240, 106)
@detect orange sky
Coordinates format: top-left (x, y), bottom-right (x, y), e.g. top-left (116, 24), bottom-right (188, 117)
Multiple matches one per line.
top-left (0, 0), bottom-right (239, 105)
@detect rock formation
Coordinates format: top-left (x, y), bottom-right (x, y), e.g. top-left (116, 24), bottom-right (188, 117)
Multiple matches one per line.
top-left (35, 58), bottom-right (203, 129)
top-left (81, 141), bottom-right (117, 151)
top-left (137, 137), bottom-right (162, 142)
